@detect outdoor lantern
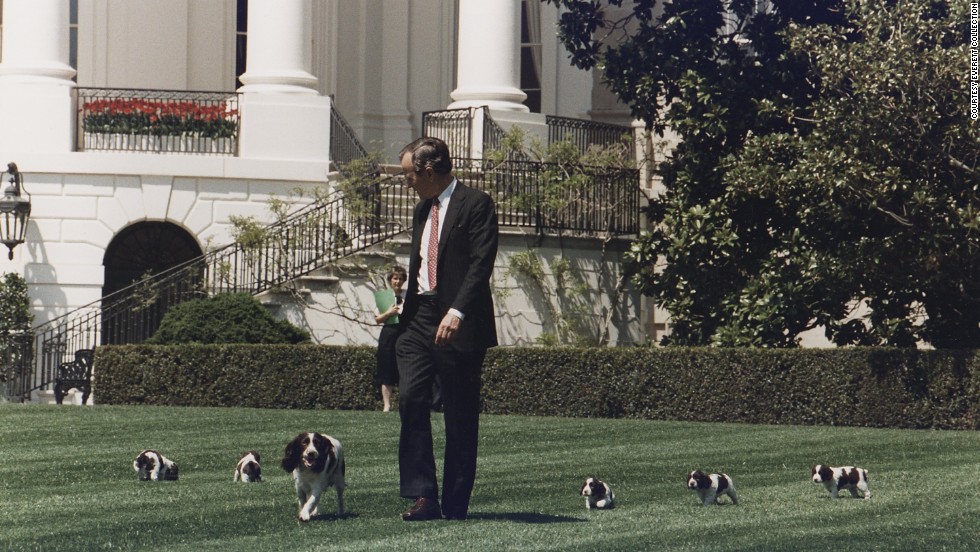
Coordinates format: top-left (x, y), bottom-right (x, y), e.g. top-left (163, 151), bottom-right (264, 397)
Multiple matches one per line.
top-left (0, 163), bottom-right (31, 260)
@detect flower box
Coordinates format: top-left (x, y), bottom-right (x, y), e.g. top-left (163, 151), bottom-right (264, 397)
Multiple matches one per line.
top-left (81, 97), bottom-right (238, 154)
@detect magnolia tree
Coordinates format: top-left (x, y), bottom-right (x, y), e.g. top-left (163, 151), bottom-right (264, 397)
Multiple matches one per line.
top-left (548, 0), bottom-right (979, 347)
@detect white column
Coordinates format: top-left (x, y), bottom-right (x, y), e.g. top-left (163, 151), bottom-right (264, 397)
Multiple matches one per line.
top-left (0, 0), bottom-right (76, 153)
top-left (237, 0), bottom-right (317, 94)
top-left (449, 0), bottom-right (528, 112)
top-left (237, 0), bottom-right (331, 162)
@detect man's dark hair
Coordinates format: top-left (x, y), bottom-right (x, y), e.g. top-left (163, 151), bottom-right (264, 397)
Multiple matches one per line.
top-left (400, 137), bottom-right (453, 174)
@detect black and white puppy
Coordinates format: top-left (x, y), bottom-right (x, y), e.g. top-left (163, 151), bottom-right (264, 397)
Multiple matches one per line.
top-left (811, 464), bottom-right (871, 499)
top-left (281, 432), bottom-right (346, 521)
top-left (133, 450), bottom-right (179, 481)
top-left (580, 477), bottom-right (615, 510)
top-left (686, 470), bottom-right (738, 505)
top-left (234, 451), bottom-right (262, 482)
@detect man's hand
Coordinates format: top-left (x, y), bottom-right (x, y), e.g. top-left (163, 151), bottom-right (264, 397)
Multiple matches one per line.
top-left (434, 312), bottom-right (461, 345)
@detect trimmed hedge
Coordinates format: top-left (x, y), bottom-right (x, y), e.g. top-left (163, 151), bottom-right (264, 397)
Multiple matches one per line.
top-left (94, 345), bottom-right (978, 429)
top-left (146, 293), bottom-right (311, 345)
top-left (95, 345), bottom-right (375, 410)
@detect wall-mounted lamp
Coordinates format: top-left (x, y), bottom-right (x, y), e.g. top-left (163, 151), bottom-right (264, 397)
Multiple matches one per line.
top-left (0, 163), bottom-right (32, 260)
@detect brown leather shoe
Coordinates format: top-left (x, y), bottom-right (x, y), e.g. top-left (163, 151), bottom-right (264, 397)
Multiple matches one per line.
top-left (401, 497), bottom-right (441, 521)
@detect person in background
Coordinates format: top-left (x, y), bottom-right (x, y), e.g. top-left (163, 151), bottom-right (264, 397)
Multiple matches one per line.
top-left (374, 265), bottom-right (407, 412)
top-left (395, 137), bottom-right (499, 522)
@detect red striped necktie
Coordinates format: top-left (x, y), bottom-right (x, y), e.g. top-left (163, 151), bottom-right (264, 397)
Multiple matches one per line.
top-left (427, 201), bottom-right (439, 290)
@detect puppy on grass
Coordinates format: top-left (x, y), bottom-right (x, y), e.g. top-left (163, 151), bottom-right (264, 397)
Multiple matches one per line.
top-left (234, 451), bottom-right (262, 482)
top-left (811, 464), bottom-right (871, 499)
top-left (133, 450), bottom-right (179, 481)
top-left (580, 477), bottom-right (615, 510)
top-left (686, 470), bottom-right (738, 506)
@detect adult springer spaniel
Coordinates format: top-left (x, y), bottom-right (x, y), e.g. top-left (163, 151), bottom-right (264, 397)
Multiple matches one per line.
top-left (133, 450), bottom-right (179, 481)
top-left (281, 432), bottom-right (346, 521)
top-left (687, 470), bottom-right (738, 505)
top-left (234, 451), bottom-right (262, 482)
top-left (811, 464), bottom-right (871, 499)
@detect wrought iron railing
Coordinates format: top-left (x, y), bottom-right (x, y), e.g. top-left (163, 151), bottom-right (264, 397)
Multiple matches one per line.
top-left (75, 87), bottom-right (240, 155)
top-left (423, 107), bottom-right (480, 160)
top-left (330, 105), bottom-right (380, 177)
top-left (546, 115), bottom-right (634, 152)
top-left (1, 332), bottom-right (33, 402)
top-left (456, 158), bottom-right (639, 236)
top-left (423, 108), bottom-right (635, 159)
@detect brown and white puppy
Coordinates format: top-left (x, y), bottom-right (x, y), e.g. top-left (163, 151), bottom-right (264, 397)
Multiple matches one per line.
top-left (686, 470), bottom-right (738, 505)
top-left (281, 432), bottom-right (346, 521)
top-left (580, 477), bottom-right (615, 510)
top-left (234, 451), bottom-right (262, 482)
top-left (133, 450), bottom-right (179, 481)
top-left (811, 465), bottom-right (871, 499)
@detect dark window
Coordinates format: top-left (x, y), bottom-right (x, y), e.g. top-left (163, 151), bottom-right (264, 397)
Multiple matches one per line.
top-left (236, 0), bottom-right (247, 88)
top-left (102, 221), bottom-right (204, 345)
top-left (520, 1), bottom-right (542, 113)
top-left (69, 0), bottom-right (78, 73)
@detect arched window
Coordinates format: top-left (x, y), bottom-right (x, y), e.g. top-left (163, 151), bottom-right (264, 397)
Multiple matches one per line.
top-left (102, 221), bottom-right (203, 344)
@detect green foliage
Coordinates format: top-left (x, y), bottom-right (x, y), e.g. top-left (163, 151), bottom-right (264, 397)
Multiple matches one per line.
top-left (228, 215), bottom-right (268, 251)
top-left (0, 273), bottom-right (32, 336)
top-left (482, 346), bottom-right (978, 429)
top-left (550, 0), bottom-right (846, 346)
top-left (714, 0), bottom-right (977, 347)
top-left (95, 344), bottom-right (979, 430)
top-left (0, 273), bottom-right (33, 369)
top-left (489, 128), bottom-right (636, 346)
top-left (553, 0), bottom-right (978, 347)
top-left (334, 154), bottom-right (385, 227)
top-left (488, 127), bottom-right (635, 232)
top-left (506, 249), bottom-right (596, 346)
top-left (96, 344), bottom-right (374, 408)
top-left (145, 293), bottom-right (311, 345)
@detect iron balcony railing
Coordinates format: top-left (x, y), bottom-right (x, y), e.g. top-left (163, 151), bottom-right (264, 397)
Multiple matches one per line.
top-left (546, 114), bottom-right (634, 153)
top-left (76, 87), bottom-right (240, 155)
top-left (456, 158), bottom-right (639, 236)
top-left (422, 107), bottom-right (512, 161)
top-left (423, 107), bottom-right (635, 160)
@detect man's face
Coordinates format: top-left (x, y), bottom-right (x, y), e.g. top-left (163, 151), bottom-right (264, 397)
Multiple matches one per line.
top-left (400, 153), bottom-right (440, 200)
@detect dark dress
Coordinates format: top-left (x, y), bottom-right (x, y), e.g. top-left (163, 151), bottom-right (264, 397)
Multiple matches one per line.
top-left (374, 292), bottom-right (403, 387)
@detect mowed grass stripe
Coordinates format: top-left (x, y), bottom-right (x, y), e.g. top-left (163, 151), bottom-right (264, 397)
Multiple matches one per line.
top-left (0, 405), bottom-right (976, 551)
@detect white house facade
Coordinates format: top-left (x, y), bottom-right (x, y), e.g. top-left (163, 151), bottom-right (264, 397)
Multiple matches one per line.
top-left (0, 0), bottom-right (667, 403)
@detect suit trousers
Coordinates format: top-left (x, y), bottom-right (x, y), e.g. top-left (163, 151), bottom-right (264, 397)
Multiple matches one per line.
top-left (396, 296), bottom-right (485, 518)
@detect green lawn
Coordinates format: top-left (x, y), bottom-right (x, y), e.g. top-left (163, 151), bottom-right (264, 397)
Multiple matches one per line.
top-left (0, 405), bottom-right (977, 551)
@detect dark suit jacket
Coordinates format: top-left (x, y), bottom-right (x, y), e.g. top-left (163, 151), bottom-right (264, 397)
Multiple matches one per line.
top-left (401, 181), bottom-right (499, 351)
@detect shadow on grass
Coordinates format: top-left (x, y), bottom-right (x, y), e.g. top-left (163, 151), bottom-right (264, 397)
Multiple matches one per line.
top-left (467, 512), bottom-right (586, 524)
top-left (304, 512), bottom-right (360, 522)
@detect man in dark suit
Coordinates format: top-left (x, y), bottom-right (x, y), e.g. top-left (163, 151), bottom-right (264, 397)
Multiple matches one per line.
top-left (395, 137), bottom-right (499, 521)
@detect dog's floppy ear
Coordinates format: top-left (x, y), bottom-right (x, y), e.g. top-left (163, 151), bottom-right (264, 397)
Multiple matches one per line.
top-left (317, 433), bottom-right (336, 470)
top-left (316, 433), bottom-right (334, 453)
top-left (281, 435), bottom-right (300, 472)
